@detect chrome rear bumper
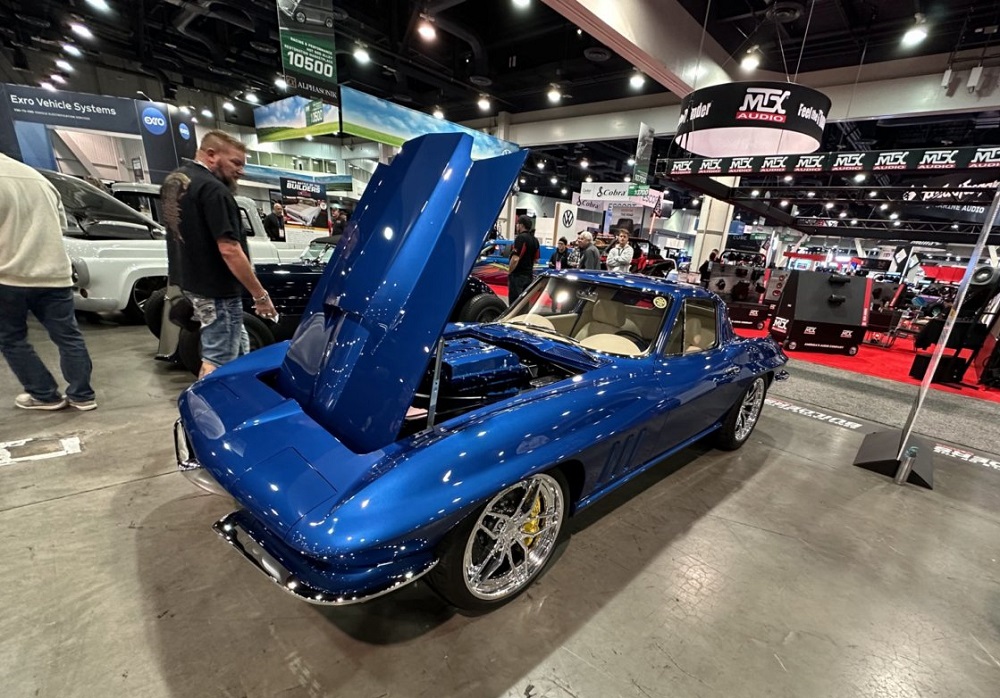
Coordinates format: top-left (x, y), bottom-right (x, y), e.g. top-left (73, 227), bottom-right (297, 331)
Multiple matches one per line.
top-left (174, 419), bottom-right (229, 496)
top-left (213, 511), bottom-right (438, 605)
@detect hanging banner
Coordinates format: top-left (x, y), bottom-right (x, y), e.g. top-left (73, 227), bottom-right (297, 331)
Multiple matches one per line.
top-left (632, 121), bottom-right (655, 185)
top-left (901, 174), bottom-right (1000, 225)
top-left (339, 86), bottom-right (519, 159)
top-left (280, 176), bottom-right (330, 246)
top-left (277, 0), bottom-right (338, 104)
top-left (656, 144), bottom-right (1000, 178)
top-left (253, 95), bottom-right (340, 142)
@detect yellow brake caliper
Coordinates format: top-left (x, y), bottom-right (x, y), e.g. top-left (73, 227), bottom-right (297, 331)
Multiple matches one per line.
top-left (521, 494), bottom-right (542, 547)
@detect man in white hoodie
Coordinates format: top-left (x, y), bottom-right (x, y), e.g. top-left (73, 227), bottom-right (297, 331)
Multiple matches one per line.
top-left (0, 153), bottom-right (96, 411)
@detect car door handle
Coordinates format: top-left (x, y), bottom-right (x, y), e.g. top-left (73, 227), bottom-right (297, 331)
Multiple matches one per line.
top-left (722, 366), bottom-right (741, 377)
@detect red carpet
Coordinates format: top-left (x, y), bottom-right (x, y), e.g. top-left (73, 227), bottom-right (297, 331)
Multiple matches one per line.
top-left (734, 327), bottom-right (1000, 405)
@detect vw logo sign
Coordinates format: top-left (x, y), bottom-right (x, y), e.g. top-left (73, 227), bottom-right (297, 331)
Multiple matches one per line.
top-left (141, 107), bottom-right (167, 136)
top-left (177, 122), bottom-right (191, 140)
top-left (561, 209), bottom-right (575, 228)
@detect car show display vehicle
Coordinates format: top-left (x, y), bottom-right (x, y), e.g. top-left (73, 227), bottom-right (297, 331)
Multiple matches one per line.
top-left (173, 133), bottom-right (788, 612)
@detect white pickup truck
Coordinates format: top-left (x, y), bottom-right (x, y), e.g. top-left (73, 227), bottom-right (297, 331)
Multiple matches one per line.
top-left (41, 173), bottom-right (303, 321)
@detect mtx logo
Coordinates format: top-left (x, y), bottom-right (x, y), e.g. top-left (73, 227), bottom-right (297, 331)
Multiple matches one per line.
top-left (840, 330), bottom-right (854, 339)
top-left (736, 87), bottom-right (789, 123)
top-left (141, 107), bottom-right (167, 136)
top-left (833, 153), bottom-right (866, 170)
top-left (918, 149), bottom-right (959, 168)
top-left (804, 326), bottom-right (817, 335)
top-left (874, 151), bottom-right (909, 169)
top-left (970, 147), bottom-right (1000, 168)
top-left (761, 156), bottom-right (788, 171)
top-left (772, 317), bottom-right (789, 331)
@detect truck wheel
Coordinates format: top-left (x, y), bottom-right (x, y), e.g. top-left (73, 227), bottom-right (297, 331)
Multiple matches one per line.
top-left (242, 313), bottom-right (276, 351)
top-left (144, 288), bottom-right (167, 338)
top-left (123, 277), bottom-right (167, 324)
top-left (458, 293), bottom-right (507, 323)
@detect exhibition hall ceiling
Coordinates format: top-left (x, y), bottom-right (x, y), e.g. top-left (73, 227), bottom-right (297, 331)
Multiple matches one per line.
top-left (0, 0), bottom-right (996, 209)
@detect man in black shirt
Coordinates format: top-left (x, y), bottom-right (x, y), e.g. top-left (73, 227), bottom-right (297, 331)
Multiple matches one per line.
top-left (263, 203), bottom-right (285, 241)
top-left (162, 130), bottom-right (277, 378)
top-left (508, 214), bottom-right (540, 303)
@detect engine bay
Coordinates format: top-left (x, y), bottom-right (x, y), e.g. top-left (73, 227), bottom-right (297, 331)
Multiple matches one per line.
top-left (400, 335), bottom-right (581, 436)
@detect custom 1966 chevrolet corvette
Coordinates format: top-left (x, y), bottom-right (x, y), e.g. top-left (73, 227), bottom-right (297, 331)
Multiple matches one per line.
top-left (174, 132), bottom-right (788, 612)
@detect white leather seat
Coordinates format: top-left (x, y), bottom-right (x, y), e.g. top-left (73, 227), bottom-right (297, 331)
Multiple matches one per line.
top-left (579, 333), bottom-right (642, 356)
top-left (577, 299), bottom-right (636, 339)
top-left (684, 313), bottom-right (716, 353)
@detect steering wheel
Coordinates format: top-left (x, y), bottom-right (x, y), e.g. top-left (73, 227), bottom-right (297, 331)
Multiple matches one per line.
top-left (616, 330), bottom-right (647, 349)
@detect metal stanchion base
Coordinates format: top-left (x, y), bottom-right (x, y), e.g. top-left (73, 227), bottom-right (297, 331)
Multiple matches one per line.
top-left (853, 430), bottom-right (935, 489)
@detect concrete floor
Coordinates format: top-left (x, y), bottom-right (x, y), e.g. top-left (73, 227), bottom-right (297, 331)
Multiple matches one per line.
top-left (2, 317), bottom-right (999, 698)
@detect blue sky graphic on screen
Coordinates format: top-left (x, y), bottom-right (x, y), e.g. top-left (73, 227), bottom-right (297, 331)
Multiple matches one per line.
top-left (253, 95), bottom-right (339, 142)
top-left (339, 86), bottom-right (519, 159)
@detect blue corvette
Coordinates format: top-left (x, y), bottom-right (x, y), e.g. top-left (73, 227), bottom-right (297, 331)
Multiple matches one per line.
top-left (174, 133), bottom-right (788, 612)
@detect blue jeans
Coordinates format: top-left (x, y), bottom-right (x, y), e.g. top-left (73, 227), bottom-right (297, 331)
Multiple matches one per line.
top-left (0, 284), bottom-right (95, 402)
top-left (184, 293), bottom-right (247, 367)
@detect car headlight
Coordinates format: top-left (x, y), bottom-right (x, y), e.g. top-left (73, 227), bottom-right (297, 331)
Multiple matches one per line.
top-left (70, 258), bottom-right (90, 289)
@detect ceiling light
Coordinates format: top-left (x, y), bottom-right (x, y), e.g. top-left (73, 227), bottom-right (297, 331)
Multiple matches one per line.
top-left (838, 211), bottom-right (847, 218)
top-left (222, 101), bottom-right (235, 112)
top-left (418, 19), bottom-right (436, 41)
top-left (624, 175), bottom-right (631, 182)
top-left (244, 92), bottom-right (259, 104)
top-left (880, 203), bottom-right (889, 210)
top-left (585, 175), bottom-right (592, 182)
top-left (869, 190), bottom-right (877, 198)
top-left (889, 212), bottom-right (899, 220)
top-left (477, 95), bottom-right (491, 111)
top-left (783, 175), bottom-right (793, 182)
top-left (274, 77), bottom-right (288, 90)
top-left (806, 191), bottom-right (816, 198)
top-left (50, 74), bottom-right (66, 85)
top-left (779, 199), bottom-right (789, 207)
top-left (627, 157), bottom-right (636, 166)
top-left (63, 43), bottom-right (82, 57)
top-left (56, 59), bottom-right (73, 72)
top-left (70, 22), bottom-right (94, 40)
top-left (86, 0), bottom-right (111, 10)
top-left (40, 81), bottom-right (56, 92)
top-left (179, 106), bottom-right (190, 115)
top-left (579, 158), bottom-right (588, 168)
top-left (550, 176), bottom-right (557, 185)
top-left (561, 187), bottom-right (568, 195)
top-left (536, 161), bottom-right (545, 170)
top-left (825, 202), bottom-right (834, 209)
top-left (354, 46), bottom-right (370, 64)
top-left (951, 223), bottom-right (959, 229)
top-left (432, 107), bottom-right (444, 119)
top-left (741, 45), bottom-right (762, 71)
top-left (513, 0), bottom-right (531, 8)
top-left (200, 108), bottom-right (213, 118)
top-left (853, 173), bottom-right (866, 182)
top-left (576, 28), bottom-right (582, 36)
top-left (547, 85), bottom-right (561, 103)
top-left (851, 219), bottom-right (858, 225)
top-left (751, 189), bottom-right (760, 197)
top-left (630, 71), bottom-right (645, 89)
top-left (519, 177), bottom-right (526, 184)
top-left (902, 13), bottom-right (928, 47)
top-left (190, 116), bottom-right (198, 123)
top-left (533, 188), bottom-right (538, 193)
top-left (893, 220), bottom-right (901, 226)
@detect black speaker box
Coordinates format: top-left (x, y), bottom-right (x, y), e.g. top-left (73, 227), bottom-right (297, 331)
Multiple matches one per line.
top-left (768, 271), bottom-right (873, 354)
top-left (909, 354), bottom-right (968, 384)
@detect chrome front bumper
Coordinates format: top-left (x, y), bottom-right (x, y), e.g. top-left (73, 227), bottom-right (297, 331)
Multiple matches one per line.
top-left (174, 419), bottom-right (229, 496)
top-left (213, 511), bottom-right (438, 605)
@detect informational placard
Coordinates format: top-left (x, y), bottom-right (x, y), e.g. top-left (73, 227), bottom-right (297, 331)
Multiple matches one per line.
top-left (280, 176), bottom-right (330, 246)
top-left (277, 0), bottom-right (338, 103)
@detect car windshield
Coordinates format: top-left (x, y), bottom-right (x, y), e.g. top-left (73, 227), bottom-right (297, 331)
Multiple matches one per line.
top-left (498, 276), bottom-right (671, 357)
top-left (299, 237), bottom-right (340, 264)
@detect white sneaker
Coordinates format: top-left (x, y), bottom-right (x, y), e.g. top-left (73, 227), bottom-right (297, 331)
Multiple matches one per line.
top-left (15, 393), bottom-right (68, 411)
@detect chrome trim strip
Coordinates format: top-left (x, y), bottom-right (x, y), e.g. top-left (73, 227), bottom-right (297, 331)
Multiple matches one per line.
top-left (213, 511), bottom-right (438, 605)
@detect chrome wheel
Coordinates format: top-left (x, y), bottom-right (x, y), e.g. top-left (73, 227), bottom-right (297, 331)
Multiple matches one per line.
top-left (734, 377), bottom-right (765, 443)
top-left (462, 473), bottom-right (565, 601)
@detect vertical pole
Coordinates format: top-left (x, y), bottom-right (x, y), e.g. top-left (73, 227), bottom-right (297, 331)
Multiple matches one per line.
top-left (895, 184), bottom-right (1000, 461)
top-left (426, 337), bottom-right (446, 427)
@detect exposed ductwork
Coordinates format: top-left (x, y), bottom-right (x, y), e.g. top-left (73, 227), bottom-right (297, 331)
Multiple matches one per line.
top-left (165, 0), bottom-right (256, 59)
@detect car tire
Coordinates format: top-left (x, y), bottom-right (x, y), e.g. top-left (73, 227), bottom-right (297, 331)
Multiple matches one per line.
top-left (428, 469), bottom-right (569, 613)
top-left (177, 327), bottom-right (202, 375)
top-left (123, 276), bottom-right (167, 324)
top-left (458, 293), bottom-right (507, 323)
top-left (714, 376), bottom-right (767, 451)
top-left (144, 288), bottom-right (167, 338)
top-left (242, 313), bottom-right (276, 351)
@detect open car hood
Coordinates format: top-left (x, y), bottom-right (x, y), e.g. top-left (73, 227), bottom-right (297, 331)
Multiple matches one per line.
top-left (276, 133), bottom-right (526, 453)
top-left (40, 169), bottom-right (161, 230)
